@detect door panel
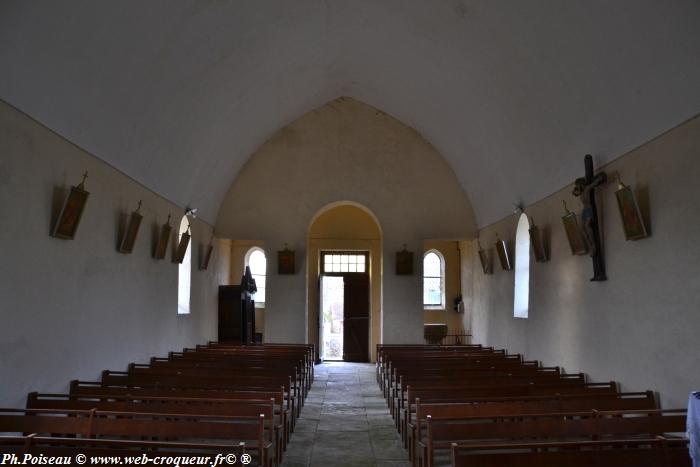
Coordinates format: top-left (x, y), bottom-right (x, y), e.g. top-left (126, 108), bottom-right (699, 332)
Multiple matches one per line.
top-left (343, 274), bottom-right (370, 362)
top-left (318, 277), bottom-right (323, 361)
top-left (320, 275), bottom-right (345, 361)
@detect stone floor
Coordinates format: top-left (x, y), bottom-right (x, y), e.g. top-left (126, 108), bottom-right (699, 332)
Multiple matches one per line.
top-left (280, 362), bottom-right (409, 467)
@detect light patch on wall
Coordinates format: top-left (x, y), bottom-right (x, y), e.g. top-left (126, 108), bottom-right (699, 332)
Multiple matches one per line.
top-left (514, 213), bottom-right (530, 319)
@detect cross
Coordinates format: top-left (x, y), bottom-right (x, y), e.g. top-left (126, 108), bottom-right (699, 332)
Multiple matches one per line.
top-left (573, 155), bottom-right (607, 281)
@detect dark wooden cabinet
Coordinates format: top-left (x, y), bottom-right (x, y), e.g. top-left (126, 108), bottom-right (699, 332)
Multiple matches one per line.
top-left (218, 285), bottom-right (255, 344)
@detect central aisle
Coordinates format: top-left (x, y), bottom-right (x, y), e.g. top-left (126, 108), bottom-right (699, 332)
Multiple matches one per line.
top-left (281, 362), bottom-right (409, 467)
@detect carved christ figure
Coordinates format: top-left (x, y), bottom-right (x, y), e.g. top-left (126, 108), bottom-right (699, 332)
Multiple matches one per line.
top-left (572, 174), bottom-right (606, 257)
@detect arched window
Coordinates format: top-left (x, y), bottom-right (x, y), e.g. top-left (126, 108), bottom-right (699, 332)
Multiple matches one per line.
top-left (177, 216), bottom-right (191, 315)
top-left (514, 213), bottom-right (530, 318)
top-left (245, 248), bottom-right (266, 306)
top-left (423, 250), bottom-right (445, 309)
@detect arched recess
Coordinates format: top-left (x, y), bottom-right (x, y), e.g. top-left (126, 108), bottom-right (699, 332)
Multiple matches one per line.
top-left (423, 249), bottom-right (445, 309)
top-left (307, 202), bottom-right (382, 362)
top-left (215, 97), bottom-right (477, 347)
top-left (245, 247), bottom-right (267, 306)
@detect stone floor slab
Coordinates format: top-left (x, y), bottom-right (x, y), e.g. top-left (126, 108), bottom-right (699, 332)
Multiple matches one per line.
top-left (281, 362), bottom-right (407, 467)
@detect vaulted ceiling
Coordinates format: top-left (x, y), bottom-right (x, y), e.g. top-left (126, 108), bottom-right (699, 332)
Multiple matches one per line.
top-left (1, 1), bottom-right (699, 226)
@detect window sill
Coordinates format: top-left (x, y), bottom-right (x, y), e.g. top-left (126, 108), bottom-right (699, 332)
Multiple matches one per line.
top-left (424, 306), bottom-right (446, 312)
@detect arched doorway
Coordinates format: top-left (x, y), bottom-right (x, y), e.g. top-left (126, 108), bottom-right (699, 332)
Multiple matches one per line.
top-left (307, 202), bottom-right (382, 362)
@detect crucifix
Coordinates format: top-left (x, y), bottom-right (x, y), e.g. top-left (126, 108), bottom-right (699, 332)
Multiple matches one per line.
top-left (572, 154), bottom-right (607, 281)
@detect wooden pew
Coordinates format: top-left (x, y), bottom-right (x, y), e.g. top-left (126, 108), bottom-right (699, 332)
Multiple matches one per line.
top-left (170, 349), bottom-right (309, 401)
top-left (386, 361), bottom-right (549, 401)
top-left (417, 409), bottom-right (687, 467)
top-left (70, 380), bottom-right (293, 435)
top-left (99, 370), bottom-right (301, 419)
top-left (383, 352), bottom-right (523, 386)
top-left (378, 347), bottom-right (512, 392)
top-left (406, 390), bottom-right (658, 460)
top-left (6, 341), bottom-right (316, 464)
top-left (375, 344), bottom-right (689, 467)
top-left (204, 341), bottom-right (315, 364)
top-left (0, 408), bottom-right (272, 466)
top-left (376, 344), bottom-right (486, 384)
top-left (385, 357), bottom-right (537, 403)
top-left (390, 367), bottom-right (570, 410)
top-left (26, 392), bottom-right (284, 463)
top-left (128, 363), bottom-right (306, 403)
top-left (450, 438), bottom-right (691, 467)
top-left (169, 348), bottom-right (308, 390)
top-left (185, 342), bottom-right (312, 368)
top-left (392, 371), bottom-right (585, 423)
top-left (0, 435), bottom-right (247, 458)
top-left (396, 380), bottom-right (617, 435)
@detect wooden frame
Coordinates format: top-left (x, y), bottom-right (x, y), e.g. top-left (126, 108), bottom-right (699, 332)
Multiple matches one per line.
top-left (118, 201), bottom-right (142, 254)
top-left (396, 246), bottom-right (413, 275)
top-left (153, 216), bottom-right (172, 260)
top-left (278, 247), bottom-right (295, 274)
top-left (174, 224), bottom-right (191, 264)
top-left (615, 181), bottom-right (648, 241)
top-left (528, 218), bottom-right (548, 262)
top-left (494, 236), bottom-right (512, 271)
top-left (321, 251), bottom-right (369, 276)
top-left (199, 241), bottom-right (214, 270)
top-left (51, 174), bottom-right (89, 240)
top-left (477, 240), bottom-right (490, 274)
top-left (562, 201), bottom-right (588, 255)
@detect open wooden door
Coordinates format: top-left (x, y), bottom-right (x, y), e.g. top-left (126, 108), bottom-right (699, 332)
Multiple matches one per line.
top-left (343, 274), bottom-right (370, 362)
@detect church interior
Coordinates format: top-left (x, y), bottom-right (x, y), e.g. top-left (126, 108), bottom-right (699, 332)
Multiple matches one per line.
top-left (1, 1), bottom-right (699, 465)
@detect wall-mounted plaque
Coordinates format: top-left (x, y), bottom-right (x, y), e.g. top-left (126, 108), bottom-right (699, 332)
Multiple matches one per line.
top-left (200, 239), bottom-right (214, 270)
top-left (495, 234), bottom-right (512, 271)
top-left (278, 245), bottom-right (295, 274)
top-left (561, 200), bottom-right (588, 256)
top-left (615, 176), bottom-right (648, 241)
top-left (51, 172), bottom-right (89, 240)
top-left (154, 215), bottom-right (172, 260)
top-left (396, 245), bottom-right (413, 275)
top-left (118, 201), bottom-right (143, 254)
top-left (477, 239), bottom-right (491, 274)
top-left (528, 217), bottom-right (548, 262)
top-left (174, 222), bottom-right (191, 264)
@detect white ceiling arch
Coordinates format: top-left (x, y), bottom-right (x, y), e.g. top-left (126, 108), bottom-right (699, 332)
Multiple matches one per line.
top-left (1, 0), bottom-right (699, 226)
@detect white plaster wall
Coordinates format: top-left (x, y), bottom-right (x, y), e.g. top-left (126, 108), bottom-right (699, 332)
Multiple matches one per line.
top-left (0, 101), bottom-right (229, 408)
top-left (458, 240), bottom-right (475, 338)
top-left (216, 97), bottom-right (477, 345)
top-left (466, 115), bottom-right (700, 409)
